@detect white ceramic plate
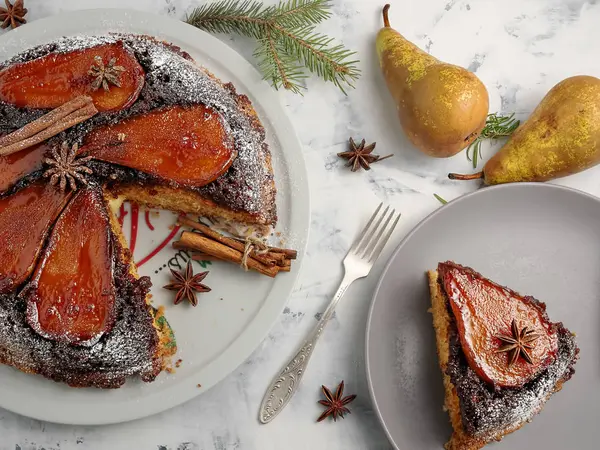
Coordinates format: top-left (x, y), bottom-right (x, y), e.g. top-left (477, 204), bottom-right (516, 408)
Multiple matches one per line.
top-left (0, 9), bottom-right (309, 425)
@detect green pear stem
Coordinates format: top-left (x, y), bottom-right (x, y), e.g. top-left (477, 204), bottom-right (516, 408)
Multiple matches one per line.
top-left (448, 172), bottom-right (484, 181)
top-left (383, 4), bottom-right (391, 27)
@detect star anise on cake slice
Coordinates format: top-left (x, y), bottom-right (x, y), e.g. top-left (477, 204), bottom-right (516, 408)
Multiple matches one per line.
top-left (89, 56), bottom-right (126, 92)
top-left (317, 380), bottom-right (357, 422)
top-left (495, 319), bottom-right (540, 366)
top-left (337, 137), bottom-right (393, 172)
top-left (43, 142), bottom-right (93, 193)
top-left (0, 0), bottom-right (27, 29)
top-left (163, 261), bottom-right (211, 307)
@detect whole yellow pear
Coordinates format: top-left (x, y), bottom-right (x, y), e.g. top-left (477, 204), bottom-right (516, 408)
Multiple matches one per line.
top-left (376, 5), bottom-right (489, 158)
top-left (449, 76), bottom-right (600, 184)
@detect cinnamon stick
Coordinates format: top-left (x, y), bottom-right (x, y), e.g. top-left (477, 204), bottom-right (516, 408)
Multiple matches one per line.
top-left (279, 258), bottom-right (292, 268)
top-left (267, 247), bottom-right (297, 260)
top-left (177, 217), bottom-right (282, 267)
top-left (191, 254), bottom-right (219, 262)
top-left (177, 231), bottom-right (279, 278)
top-left (0, 96), bottom-right (98, 157)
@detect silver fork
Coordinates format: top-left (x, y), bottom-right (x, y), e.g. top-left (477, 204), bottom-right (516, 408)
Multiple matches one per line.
top-left (258, 203), bottom-right (401, 424)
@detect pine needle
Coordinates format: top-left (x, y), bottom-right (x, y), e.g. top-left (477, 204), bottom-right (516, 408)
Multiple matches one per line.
top-left (433, 193), bottom-right (447, 205)
top-left (466, 113), bottom-right (520, 168)
top-left (186, 0), bottom-right (360, 94)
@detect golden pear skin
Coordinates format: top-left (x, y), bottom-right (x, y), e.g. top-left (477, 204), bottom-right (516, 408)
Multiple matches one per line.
top-left (450, 76), bottom-right (600, 184)
top-left (376, 4), bottom-right (489, 158)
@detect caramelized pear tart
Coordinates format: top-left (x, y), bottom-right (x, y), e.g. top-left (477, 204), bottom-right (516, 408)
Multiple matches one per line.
top-left (428, 262), bottom-right (578, 450)
top-left (0, 35), bottom-right (276, 387)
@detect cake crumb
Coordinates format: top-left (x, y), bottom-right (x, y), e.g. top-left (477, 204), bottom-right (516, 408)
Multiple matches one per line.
top-left (197, 383), bottom-right (202, 388)
top-left (175, 359), bottom-right (183, 368)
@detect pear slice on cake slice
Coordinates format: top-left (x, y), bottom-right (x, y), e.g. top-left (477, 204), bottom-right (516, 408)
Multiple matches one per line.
top-left (23, 187), bottom-right (116, 346)
top-left (81, 105), bottom-right (237, 188)
top-left (0, 42), bottom-right (144, 112)
top-left (0, 182), bottom-right (72, 293)
top-left (428, 262), bottom-right (578, 450)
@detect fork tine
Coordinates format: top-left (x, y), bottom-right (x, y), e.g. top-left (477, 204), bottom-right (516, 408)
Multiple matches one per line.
top-left (349, 203), bottom-right (383, 254)
top-left (369, 212), bottom-right (401, 262)
top-left (355, 205), bottom-right (389, 256)
top-left (362, 208), bottom-right (395, 259)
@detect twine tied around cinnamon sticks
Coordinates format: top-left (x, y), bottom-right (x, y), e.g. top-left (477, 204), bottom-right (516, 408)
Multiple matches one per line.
top-left (241, 237), bottom-right (269, 271)
top-left (174, 217), bottom-right (297, 278)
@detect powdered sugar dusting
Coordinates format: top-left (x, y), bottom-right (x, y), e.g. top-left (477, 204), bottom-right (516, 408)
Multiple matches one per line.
top-left (447, 322), bottom-right (578, 441)
top-left (0, 33), bottom-right (276, 224)
top-left (0, 237), bottom-right (159, 388)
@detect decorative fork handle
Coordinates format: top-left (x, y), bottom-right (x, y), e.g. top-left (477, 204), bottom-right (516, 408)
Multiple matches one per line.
top-left (258, 273), bottom-right (355, 424)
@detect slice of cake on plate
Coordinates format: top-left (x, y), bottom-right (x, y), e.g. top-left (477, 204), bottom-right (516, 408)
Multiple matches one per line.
top-left (428, 261), bottom-right (579, 450)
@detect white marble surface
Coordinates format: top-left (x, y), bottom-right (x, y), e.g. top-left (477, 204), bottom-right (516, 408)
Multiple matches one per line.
top-left (3, 0), bottom-right (600, 449)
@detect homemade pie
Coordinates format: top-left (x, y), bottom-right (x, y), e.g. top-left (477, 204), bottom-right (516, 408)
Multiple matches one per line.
top-left (428, 262), bottom-right (579, 449)
top-left (0, 35), bottom-right (276, 388)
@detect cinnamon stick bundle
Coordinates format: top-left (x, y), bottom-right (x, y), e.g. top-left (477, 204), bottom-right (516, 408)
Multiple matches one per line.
top-left (174, 218), bottom-right (297, 277)
top-left (0, 96), bottom-right (98, 157)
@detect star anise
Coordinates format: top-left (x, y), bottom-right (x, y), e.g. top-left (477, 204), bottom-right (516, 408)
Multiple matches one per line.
top-left (163, 261), bottom-right (211, 307)
top-left (337, 137), bottom-right (393, 172)
top-left (317, 380), bottom-right (357, 422)
top-left (0, 0), bottom-right (27, 29)
top-left (495, 319), bottom-right (540, 366)
top-left (88, 56), bottom-right (126, 92)
top-left (43, 142), bottom-right (93, 193)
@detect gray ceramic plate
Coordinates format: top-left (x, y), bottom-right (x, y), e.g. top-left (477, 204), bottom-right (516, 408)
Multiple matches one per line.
top-left (366, 183), bottom-right (600, 449)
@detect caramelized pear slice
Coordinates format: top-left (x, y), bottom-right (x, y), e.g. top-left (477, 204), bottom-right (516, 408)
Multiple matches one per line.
top-left (82, 105), bottom-right (236, 187)
top-left (438, 262), bottom-right (559, 388)
top-left (0, 42), bottom-right (144, 112)
top-left (0, 143), bottom-right (47, 192)
top-left (0, 182), bottom-right (71, 293)
top-left (24, 188), bottom-right (116, 345)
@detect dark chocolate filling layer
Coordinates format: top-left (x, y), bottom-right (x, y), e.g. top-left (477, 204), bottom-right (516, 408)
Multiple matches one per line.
top-left (440, 275), bottom-right (579, 440)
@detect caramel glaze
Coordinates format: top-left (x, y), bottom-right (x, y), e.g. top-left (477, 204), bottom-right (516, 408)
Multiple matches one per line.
top-left (0, 42), bottom-right (145, 112)
top-left (0, 35), bottom-right (275, 385)
top-left (23, 188), bottom-right (116, 346)
top-left (82, 105), bottom-right (236, 188)
top-left (0, 189), bottom-right (160, 388)
top-left (0, 143), bottom-right (46, 192)
top-left (0, 35), bottom-right (276, 224)
top-left (0, 182), bottom-right (71, 294)
top-left (438, 269), bottom-right (579, 441)
top-left (439, 261), bottom-right (559, 388)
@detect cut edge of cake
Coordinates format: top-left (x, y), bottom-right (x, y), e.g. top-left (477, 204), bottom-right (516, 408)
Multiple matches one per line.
top-left (106, 195), bottom-right (177, 377)
top-left (427, 268), bottom-right (576, 450)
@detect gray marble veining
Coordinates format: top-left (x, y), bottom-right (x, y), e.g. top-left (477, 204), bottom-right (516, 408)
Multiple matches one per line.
top-left (3, 0), bottom-right (600, 448)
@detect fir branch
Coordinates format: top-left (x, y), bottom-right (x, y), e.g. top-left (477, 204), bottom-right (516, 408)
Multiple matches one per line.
top-left (186, 0), bottom-right (268, 39)
top-left (271, 0), bottom-right (331, 28)
top-left (186, 0), bottom-right (359, 94)
top-left (466, 113), bottom-right (520, 168)
top-left (274, 26), bottom-right (360, 94)
top-left (254, 29), bottom-right (306, 93)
